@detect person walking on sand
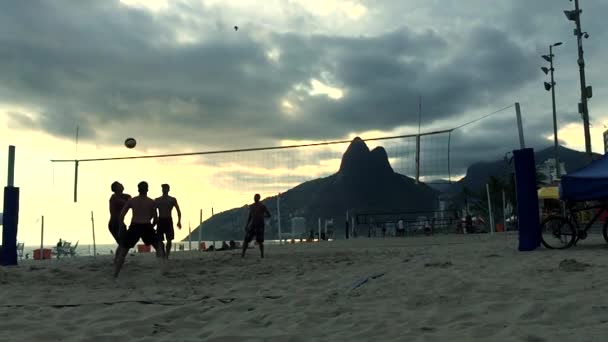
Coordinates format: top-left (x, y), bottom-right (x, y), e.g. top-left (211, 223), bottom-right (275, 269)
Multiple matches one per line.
top-left (113, 181), bottom-right (161, 278)
top-left (242, 194), bottom-right (271, 259)
top-left (155, 184), bottom-right (182, 259)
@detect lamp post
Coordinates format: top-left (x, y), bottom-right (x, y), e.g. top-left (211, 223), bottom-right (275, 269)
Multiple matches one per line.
top-left (564, 0), bottom-right (593, 161)
top-left (542, 42), bottom-right (563, 180)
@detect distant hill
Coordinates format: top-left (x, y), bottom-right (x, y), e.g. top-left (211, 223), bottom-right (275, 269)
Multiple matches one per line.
top-left (449, 145), bottom-right (600, 194)
top-left (184, 137), bottom-right (440, 241)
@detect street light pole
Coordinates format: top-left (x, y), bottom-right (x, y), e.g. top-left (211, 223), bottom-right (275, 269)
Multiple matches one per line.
top-left (565, 0), bottom-right (593, 160)
top-left (542, 42), bottom-right (562, 180)
top-left (550, 45), bottom-right (560, 179)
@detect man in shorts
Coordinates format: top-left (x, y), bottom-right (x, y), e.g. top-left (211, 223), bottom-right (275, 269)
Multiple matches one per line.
top-left (155, 184), bottom-right (182, 259)
top-left (113, 181), bottom-right (160, 278)
top-left (241, 193), bottom-right (271, 259)
top-left (108, 181), bottom-right (131, 244)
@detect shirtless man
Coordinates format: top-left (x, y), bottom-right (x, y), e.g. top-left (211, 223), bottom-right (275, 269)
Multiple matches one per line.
top-left (113, 181), bottom-right (161, 278)
top-left (242, 194), bottom-right (271, 259)
top-left (155, 184), bottom-right (182, 259)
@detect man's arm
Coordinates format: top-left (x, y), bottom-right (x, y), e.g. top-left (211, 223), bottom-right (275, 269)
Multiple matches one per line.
top-left (264, 205), bottom-right (272, 218)
top-left (119, 199), bottom-right (132, 224)
top-left (152, 200), bottom-right (159, 226)
top-left (244, 207), bottom-right (252, 229)
top-left (174, 198), bottom-right (182, 229)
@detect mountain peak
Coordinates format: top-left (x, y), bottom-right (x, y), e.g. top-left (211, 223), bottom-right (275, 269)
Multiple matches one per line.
top-left (338, 137), bottom-right (394, 178)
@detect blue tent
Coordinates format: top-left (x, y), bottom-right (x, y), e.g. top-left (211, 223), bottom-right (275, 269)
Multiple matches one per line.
top-left (560, 154), bottom-right (608, 201)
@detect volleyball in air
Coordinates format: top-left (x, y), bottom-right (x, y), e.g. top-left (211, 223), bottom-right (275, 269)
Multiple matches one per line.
top-left (124, 137), bottom-right (137, 149)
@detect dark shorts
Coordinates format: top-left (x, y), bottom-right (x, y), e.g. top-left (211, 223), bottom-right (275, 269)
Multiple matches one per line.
top-left (244, 225), bottom-right (265, 243)
top-left (108, 219), bottom-right (126, 244)
top-left (120, 223), bottom-right (157, 249)
top-left (157, 217), bottom-right (174, 241)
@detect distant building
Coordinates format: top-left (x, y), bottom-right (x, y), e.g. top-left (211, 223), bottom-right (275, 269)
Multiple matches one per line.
top-left (537, 158), bottom-right (567, 183)
top-left (286, 216), bottom-right (306, 239)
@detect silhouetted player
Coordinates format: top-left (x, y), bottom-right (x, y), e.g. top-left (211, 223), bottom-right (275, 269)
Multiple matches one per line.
top-left (113, 181), bottom-right (160, 278)
top-left (108, 182), bottom-right (131, 243)
top-left (242, 194), bottom-right (271, 258)
top-left (155, 184), bottom-right (182, 259)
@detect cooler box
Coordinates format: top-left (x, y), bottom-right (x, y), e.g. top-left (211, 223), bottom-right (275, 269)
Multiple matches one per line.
top-left (137, 244), bottom-right (151, 253)
top-left (496, 223), bottom-right (505, 232)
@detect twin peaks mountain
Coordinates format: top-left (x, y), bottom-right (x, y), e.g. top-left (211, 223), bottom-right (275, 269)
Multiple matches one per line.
top-left (186, 137), bottom-right (438, 241)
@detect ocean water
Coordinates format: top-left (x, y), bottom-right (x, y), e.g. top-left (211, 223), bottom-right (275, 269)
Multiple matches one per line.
top-left (22, 240), bottom-right (228, 258)
top-left (20, 239), bottom-right (293, 258)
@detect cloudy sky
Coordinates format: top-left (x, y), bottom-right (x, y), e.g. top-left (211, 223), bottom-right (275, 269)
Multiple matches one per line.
top-left (1, 0), bottom-right (607, 247)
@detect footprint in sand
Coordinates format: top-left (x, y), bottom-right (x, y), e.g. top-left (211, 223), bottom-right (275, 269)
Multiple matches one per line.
top-left (558, 259), bottom-right (591, 272)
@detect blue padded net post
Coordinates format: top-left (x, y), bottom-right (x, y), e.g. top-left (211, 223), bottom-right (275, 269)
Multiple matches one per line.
top-left (1, 187), bottom-right (20, 266)
top-left (513, 148), bottom-right (541, 251)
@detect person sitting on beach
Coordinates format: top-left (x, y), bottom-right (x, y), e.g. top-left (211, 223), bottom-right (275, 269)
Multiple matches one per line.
top-left (113, 181), bottom-right (161, 278)
top-left (241, 194), bottom-right (271, 259)
top-left (154, 184), bottom-right (182, 259)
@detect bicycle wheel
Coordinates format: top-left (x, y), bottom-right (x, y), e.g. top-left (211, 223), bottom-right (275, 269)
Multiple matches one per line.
top-left (540, 216), bottom-right (577, 249)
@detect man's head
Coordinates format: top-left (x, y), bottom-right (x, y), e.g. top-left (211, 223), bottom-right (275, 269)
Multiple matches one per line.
top-left (138, 181), bottom-right (149, 194)
top-left (111, 181), bottom-right (123, 194)
top-left (161, 183), bottom-right (170, 195)
top-left (254, 193), bottom-right (261, 203)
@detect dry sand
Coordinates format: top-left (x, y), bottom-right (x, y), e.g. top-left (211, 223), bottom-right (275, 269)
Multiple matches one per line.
top-left (2, 234), bottom-right (608, 341)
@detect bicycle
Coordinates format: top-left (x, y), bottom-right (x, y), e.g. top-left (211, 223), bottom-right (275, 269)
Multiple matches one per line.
top-left (540, 201), bottom-right (608, 249)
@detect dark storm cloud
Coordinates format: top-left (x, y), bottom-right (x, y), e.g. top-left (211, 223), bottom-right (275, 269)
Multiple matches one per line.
top-left (2, 0), bottom-right (606, 175)
top-left (2, 1), bottom-right (541, 147)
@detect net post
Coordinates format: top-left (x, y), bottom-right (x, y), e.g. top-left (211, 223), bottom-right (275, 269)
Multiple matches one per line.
top-left (73, 160), bottom-right (79, 203)
top-left (486, 183), bottom-right (495, 234)
top-left (188, 222), bottom-right (192, 251)
top-left (317, 217), bottom-right (321, 241)
top-left (40, 216), bottom-right (44, 260)
top-left (515, 103), bottom-right (526, 149)
top-left (91, 211), bottom-right (96, 257)
top-left (198, 209), bottom-right (203, 251)
top-left (277, 193), bottom-right (282, 244)
top-left (345, 209), bottom-right (349, 239)
top-left (415, 134), bottom-right (421, 184)
top-left (447, 131), bottom-right (452, 183)
top-left (7, 145), bottom-right (15, 187)
top-left (2, 145), bottom-right (19, 266)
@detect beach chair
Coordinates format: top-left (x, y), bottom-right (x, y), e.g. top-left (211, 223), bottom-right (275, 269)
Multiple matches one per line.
top-left (53, 241), bottom-right (75, 258)
top-left (68, 241), bottom-right (79, 257)
top-left (16, 242), bottom-right (24, 260)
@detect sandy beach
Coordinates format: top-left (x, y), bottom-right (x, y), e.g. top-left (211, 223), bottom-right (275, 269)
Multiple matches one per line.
top-left (2, 234), bottom-right (608, 341)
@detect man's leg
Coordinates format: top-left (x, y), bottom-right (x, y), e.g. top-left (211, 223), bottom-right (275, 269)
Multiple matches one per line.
top-left (165, 239), bottom-right (172, 259)
top-left (113, 246), bottom-right (129, 278)
top-left (156, 239), bottom-right (165, 259)
top-left (156, 240), bottom-right (165, 258)
top-left (165, 226), bottom-right (174, 259)
top-left (241, 240), bottom-right (249, 257)
top-left (258, 242), bottom-right (264, 258)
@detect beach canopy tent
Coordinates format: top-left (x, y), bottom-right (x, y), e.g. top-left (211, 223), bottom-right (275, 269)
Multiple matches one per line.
top-left (538, 186), bottom-right (559, 200)
top-left (560, 154), bottom-right (608, 201)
